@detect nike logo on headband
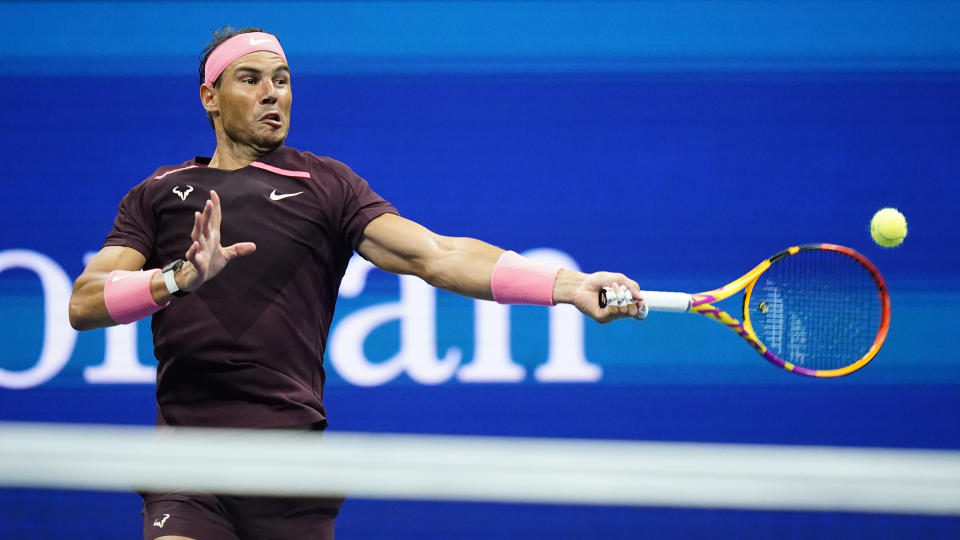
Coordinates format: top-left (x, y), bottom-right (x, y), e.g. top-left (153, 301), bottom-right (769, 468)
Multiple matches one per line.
top-left (249, 37), bottom-right (275, 46)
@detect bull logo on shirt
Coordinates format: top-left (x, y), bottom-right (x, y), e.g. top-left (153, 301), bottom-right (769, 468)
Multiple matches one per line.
top-left (172, 185), bottom-right (194, 201)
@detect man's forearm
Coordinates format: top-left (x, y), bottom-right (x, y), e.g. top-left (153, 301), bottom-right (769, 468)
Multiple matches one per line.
top-left (419, 236), bottom-right (503, 300)
top-left (426, 241), bottom-right (587, 306)
top-left (69, 269), bottom-right (177, 331)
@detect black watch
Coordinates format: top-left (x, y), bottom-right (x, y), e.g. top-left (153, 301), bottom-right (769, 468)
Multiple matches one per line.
top-left (161, 259), bottom-right (189, 297)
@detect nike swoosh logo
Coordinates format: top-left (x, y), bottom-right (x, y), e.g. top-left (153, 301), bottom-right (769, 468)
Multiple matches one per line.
top-left (111, 273), bottom-right (131, 282)
top-left (249, 37), bottom-right (275, 46)
top-left (270, 189), bottom-right (303, 201)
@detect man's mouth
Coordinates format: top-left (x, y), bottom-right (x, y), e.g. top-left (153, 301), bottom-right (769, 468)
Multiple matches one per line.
top-left (259, 112), bottom-right (283, 128)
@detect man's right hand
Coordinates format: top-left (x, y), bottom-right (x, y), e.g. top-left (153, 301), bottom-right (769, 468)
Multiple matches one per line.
top-left (179, 190), bottom-right (257, 292)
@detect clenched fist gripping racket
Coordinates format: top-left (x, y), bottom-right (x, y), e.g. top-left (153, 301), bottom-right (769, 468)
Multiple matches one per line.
top-left (601, 244), bottom-right (891, 377)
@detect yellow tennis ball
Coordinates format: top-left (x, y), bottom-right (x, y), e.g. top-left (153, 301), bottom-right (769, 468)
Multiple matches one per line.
top-left (870, 208), bottom-right (907, 247)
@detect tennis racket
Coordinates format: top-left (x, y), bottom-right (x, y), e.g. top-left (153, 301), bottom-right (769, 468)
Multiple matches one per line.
top-left (600, 243), bottom-right (890, 377)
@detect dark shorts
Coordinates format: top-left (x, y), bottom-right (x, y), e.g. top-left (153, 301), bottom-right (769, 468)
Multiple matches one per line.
top-left (142, 491), bottom-right (343, 540)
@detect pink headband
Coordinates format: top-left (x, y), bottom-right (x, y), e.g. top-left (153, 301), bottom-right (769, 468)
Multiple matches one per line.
top-left (203, 32), bottom-right (287, 86)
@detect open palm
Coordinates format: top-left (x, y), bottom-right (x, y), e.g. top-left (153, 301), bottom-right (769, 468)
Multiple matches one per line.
top-left (183, 190), bottom-right (257, 291)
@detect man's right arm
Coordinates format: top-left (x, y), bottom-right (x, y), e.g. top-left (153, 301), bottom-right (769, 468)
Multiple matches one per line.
top-left (69, 190), bottom-right (255, 331)
top-left (69, 246), bottom-right (153, 330)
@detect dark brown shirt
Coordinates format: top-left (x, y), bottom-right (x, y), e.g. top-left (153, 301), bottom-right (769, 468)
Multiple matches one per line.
top-left (104, 146), bottom-right (397, 428)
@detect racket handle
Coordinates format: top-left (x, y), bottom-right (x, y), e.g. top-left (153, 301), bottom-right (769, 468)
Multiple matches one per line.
top-left (599, 287), bottom-right (692, 313)
top-left (642, 291), bottom-right (693, 312)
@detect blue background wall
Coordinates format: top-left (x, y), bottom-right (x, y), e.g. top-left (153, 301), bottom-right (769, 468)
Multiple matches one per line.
top-left (1, 1), bottom-right (959, 538)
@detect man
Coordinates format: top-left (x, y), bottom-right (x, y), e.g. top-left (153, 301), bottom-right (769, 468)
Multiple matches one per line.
top-left (68, 27), bottom-right (643, 540)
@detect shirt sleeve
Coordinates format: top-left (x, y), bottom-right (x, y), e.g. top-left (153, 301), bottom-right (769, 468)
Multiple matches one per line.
top-left (326, 159), bottom-right (399, 249)
top-left (102, 180), bottom-right (156, 258)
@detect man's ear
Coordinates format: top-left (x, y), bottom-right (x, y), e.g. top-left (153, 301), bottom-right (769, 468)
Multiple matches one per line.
top-left (200, 83), bottom-right (219, 116)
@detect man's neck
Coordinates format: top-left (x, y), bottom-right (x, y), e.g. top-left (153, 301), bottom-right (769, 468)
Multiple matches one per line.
top-left (208, 133), bottom-right (274, 170)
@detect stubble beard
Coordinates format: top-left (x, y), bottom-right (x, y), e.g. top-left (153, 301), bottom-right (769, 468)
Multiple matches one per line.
top-left (251, 132), bottom-right (284, 152)
top-left (223, 119), bottom-right (286, 154)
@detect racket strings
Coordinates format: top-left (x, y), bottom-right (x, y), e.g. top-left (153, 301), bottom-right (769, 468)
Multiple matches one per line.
top-left (749, 250), bottom-right (883, 371)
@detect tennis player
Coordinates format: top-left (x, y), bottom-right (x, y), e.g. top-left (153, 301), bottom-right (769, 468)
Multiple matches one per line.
top-left (68, 27), bottom-right (643, 540)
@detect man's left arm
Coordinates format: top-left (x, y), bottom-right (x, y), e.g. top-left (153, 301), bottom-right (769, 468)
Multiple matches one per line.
top-left (356, 213), bottom-right (642, 323)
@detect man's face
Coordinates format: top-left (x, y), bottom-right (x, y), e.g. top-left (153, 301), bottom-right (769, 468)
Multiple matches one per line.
top-left (212, 51), bottom-right (292, 151)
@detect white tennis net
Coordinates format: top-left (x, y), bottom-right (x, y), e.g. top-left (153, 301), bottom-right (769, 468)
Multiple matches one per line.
top-left (1, 421), bottom-right (959, 515)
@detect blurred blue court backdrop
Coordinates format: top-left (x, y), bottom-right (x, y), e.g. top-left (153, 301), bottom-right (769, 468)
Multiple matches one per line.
top-left (1, 1), bottom-right (959, 538)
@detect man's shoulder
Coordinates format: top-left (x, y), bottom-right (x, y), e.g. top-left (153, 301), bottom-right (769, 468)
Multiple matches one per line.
top-left (118, 158), bottom-right (202, 199)
top-left (138, 158), bottom-right (207, 186)
top-left (267, 146), bottom-right (353, 178)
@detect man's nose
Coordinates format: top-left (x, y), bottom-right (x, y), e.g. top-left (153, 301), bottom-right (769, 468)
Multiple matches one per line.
top-left (260, 82), bottom-right (279, 103)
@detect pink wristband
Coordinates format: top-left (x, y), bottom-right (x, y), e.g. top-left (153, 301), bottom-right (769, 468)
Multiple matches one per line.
top-left (490, 251), bottom-right (562, 306)
top-left (104, 269), bottom-right (168, 324)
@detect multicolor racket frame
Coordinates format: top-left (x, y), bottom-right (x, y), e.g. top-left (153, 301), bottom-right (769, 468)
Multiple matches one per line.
top-left (689, 244), bottom-right (890, 377)
top-left (601, 243), bottom-right (892, 377)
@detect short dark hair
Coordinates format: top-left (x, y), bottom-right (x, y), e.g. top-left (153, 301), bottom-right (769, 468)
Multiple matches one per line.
top-left (199, 26), bottom-right (264, 127)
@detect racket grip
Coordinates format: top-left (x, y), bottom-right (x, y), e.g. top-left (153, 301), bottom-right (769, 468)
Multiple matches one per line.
top-left (642, 291), bottom-right (693, 312)
top-left (599, 288), bottom-right (692, 312)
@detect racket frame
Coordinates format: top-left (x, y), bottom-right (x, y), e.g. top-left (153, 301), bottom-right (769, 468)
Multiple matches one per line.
top-left (640, 244), bottom-right (891, 377)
